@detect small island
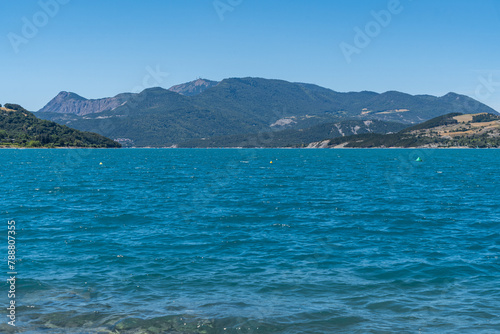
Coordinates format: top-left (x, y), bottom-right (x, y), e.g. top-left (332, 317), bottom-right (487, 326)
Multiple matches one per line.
top-left (0, 103), bottom-right (120, 148)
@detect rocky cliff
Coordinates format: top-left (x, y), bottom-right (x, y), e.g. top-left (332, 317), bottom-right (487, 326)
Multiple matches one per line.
top-left (38, 91), bottom-right (135, 116)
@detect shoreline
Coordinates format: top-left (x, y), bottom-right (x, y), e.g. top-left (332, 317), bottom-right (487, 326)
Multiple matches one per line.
top-left (0, 146), bottom-right (121, 149)
top-left (1, 146), bottom-right (497, 150)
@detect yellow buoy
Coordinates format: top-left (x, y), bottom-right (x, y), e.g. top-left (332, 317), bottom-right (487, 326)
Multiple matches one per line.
top-left (99, 162), bottom-right (103, 165)
top-left (270, 161), bottom-right (273, 164)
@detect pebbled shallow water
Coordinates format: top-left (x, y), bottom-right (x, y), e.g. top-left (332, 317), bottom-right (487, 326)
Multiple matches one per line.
top-left (1, 148), bottom-right (499, 333)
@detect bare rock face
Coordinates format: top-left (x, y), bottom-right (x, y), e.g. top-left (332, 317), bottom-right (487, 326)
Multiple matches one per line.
top-left (306, 140), bottom-right (331, 148)
top-left (168, 79), bottom-right (219, 96)
top-left (38, 91), bottom-right (134, 116)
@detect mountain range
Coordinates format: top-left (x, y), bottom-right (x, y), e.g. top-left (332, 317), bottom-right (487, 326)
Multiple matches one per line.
top-left (35, 77), bottom-right (498, 147)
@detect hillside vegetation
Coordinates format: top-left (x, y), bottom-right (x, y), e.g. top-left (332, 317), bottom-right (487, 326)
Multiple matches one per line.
top-left (0, 104), bottom-right (121, 148)
top-left (178, 120), bottom-right (407, 148)
top-left (308, 113), bottom-right (500, 148)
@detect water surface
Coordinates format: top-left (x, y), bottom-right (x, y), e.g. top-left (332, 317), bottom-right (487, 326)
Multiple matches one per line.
top-left (1, 149), bottom-right (499, 333)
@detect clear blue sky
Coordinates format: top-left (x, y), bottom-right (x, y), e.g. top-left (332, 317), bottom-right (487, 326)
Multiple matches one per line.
top-left (2, 0), bottom-right (500, 111)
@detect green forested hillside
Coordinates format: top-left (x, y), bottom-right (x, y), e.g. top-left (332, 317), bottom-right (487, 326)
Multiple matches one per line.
top-left (178, 120), bottom-right (407, 148)
top-left (0, 104), bottom-right (121, 148)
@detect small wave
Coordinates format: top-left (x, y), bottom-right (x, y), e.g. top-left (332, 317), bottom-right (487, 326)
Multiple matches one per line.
top-left (15, 312), bottom-right (283, 334)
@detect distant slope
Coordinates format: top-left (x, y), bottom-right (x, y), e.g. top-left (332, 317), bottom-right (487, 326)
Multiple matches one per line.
top-left (168, 79), bottom-right (219, 96)
top-left (0, 104), bottom-right (120, 148)
top-left (178, 120), bottom-right (407, 148)
top-left (36, 77), bottom-right (499, 147)
top-left (37, 79), bottom-right (219, 117)
top-left (38, 91), bottom-right (135, 116)
top-left (308, 113), bottom-right (500, 148)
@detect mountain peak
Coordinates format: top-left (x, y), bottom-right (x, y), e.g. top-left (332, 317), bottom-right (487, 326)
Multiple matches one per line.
top-left (142, 87), bottom-right (169, 94)
top-left (55, 91), bottom-right (87, 101)
top-left (169, 79), bottom-right (219, 96)
top-left (193, 78), bottom-right (213, 86)
top-left (38, 91), bottom-right (132, 116)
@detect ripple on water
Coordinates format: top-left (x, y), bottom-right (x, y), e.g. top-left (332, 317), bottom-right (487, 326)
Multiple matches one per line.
top-left (1, 149), bottom-right (500, 333)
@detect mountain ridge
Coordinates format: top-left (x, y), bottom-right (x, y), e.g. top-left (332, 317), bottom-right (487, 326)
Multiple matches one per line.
top-left (168, 78), bottom-right (219, 96)
top-left (38, 79), bottom-right (221, 116)
top-left (35, 77), bottom-right (498, 147)
top-left (39, 91), bottom-right (134, 116)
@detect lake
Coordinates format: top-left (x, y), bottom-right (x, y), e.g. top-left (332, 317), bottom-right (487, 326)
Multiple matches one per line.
top-left (1, 148), bottom-right (499, 333)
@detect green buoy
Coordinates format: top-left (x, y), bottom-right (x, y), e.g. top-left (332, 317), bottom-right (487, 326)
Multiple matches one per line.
top-left (416, 157), bottom-right (422, 162)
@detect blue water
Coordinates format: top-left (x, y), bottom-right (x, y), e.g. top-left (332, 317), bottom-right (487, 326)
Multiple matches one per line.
top-left (1, 149), bottom-right (499, 333)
